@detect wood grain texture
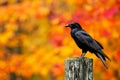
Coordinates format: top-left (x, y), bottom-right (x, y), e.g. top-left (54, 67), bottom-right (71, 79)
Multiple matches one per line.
top-left (65, 57), bottom-right (93, 80)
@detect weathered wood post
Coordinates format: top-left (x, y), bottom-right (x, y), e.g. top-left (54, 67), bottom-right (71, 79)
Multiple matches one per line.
top-left (65, 57), bottom-right (93, 80)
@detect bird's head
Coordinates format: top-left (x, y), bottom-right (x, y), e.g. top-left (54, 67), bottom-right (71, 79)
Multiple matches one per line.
top-left (65, 22), bottom-right (82, 29)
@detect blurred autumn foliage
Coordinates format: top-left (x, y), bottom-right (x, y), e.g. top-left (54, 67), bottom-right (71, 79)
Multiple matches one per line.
top-left (0, 0), bottom-right (120, 80)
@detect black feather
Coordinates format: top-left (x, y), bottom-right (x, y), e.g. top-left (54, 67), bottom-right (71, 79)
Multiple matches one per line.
top-left (66, 22), bottom-right (111, 68)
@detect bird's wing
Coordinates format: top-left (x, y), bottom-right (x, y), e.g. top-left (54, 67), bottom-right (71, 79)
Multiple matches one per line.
top-left (75, 30), bottom-right (102, 50)
top-left (94, 40), bottom-right (104, 49)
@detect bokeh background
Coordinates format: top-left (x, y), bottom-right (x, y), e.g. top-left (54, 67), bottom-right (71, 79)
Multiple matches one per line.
top-left (0, 0), bottom-right (120, 80)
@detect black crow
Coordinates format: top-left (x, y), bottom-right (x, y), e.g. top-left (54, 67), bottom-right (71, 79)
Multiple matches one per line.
top-left (65, 22), bottom-right (111, 68)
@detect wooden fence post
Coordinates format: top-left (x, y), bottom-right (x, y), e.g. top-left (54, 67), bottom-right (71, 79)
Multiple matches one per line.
top-left (65, 57), bottom-right (93, 80)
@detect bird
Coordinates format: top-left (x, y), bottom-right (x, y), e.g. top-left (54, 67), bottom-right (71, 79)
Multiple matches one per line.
top-left (65, 22), bottom-right (111, 69)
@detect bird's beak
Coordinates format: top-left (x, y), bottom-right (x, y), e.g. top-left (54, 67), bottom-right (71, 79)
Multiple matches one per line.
top-left (65, 24), bottom-right (71, 27)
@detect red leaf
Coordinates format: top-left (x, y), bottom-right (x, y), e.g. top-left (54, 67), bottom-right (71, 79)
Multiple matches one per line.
top-left (116, 51), bottom-right (120, 60)
top-left (104, 7), bottom-right (118, 18)
top-left (100, 29), bottom-right (111, 38)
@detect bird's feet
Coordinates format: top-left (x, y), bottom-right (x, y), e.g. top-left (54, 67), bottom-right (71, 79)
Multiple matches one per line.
top-left (79, 52), bottom-right (86, 59)
top-left (79, 56), bottom-right (84, 60)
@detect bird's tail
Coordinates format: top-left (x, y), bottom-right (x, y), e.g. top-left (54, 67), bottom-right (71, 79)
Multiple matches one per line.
top-left (98, 50), bottom-right (111, 61)
top-left (101, 52), bottom-right (111, 61)
top-left (96, 51), bottom-right (111, 69)
top-left (96, 53), bottom-right (108, 69)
